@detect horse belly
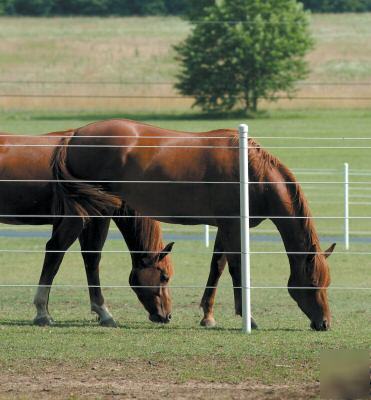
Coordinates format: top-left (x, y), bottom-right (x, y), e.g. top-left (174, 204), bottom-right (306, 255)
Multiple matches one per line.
top-left (113, 182), bottom-right (234, 226)
top-left (0, 183), bottom-right (54, 225)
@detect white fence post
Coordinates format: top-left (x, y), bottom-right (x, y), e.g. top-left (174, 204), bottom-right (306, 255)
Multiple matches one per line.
top-left (205, 225), bottom-right (210, 248)
top-left (344, 163), bottom-right (350, 250)
top-left (239, 124), bottom-right (251, 333)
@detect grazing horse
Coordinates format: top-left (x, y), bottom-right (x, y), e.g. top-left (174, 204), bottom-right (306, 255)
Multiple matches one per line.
top-left (51, 119), bottom-right (336, 331)
top-left (0, 132), bottom-right (174, 326)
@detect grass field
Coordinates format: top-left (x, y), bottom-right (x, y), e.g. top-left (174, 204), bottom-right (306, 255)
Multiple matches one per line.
top-left (0, 109), bottom-right (370, 399)
top-left (0, 11), bottom-right (370, 400)
top-left (0, 14), bottom-right (371, 112)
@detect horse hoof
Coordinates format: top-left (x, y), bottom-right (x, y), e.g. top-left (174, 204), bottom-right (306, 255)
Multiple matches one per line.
top-left (251, 318), bottom-right (258, 330)
top-left (34, 316), bottom-right (54, 326)
top-left (99, 318), bottom-right (117, 328)
top-left (200, 317), bottom-right (216, 328)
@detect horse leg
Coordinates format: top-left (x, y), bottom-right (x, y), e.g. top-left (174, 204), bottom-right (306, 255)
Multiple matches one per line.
top-left (218, 221), bottom-right (258, 329)
top-left (33, 218), bottom-right (84, 326)
top-left (200, 228), bottom-right (227, 328)
top-left (78, 218), bottom-right (117, 328)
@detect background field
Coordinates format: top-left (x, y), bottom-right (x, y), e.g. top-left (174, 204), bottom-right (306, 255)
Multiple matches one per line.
top-left (0, 14), bottom-right (371, 112)
top-left (0, 110), bottom-right (370, 399)
top-left (0, 13), bottom-right (370, 400)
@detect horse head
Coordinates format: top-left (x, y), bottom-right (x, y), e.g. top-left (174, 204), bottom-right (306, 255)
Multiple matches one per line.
top-left (129, 242), bottom-right (174, 323)
top-left (288, 243), bottom-right (335, 331)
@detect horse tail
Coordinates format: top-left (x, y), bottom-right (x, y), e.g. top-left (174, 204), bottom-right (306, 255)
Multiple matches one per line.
top-left (51, 133), bottom-right (122, 224)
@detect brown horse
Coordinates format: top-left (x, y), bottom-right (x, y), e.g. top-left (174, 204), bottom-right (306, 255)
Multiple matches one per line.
top-left (51, 119), bottom-right (336, 331)
top-left (0, 132), bottom-right (174, 326)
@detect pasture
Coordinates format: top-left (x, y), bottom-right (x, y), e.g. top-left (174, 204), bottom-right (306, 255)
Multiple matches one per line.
top-left (0, 109), bottom-right (370, 399)
top-left (0, 11), bottom-right (370, 400)
top-left (0, 14), bottom-right (371, 112)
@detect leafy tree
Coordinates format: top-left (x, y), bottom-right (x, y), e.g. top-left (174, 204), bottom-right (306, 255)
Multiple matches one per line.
top-left (10, 0), bottom-right (55, 15)
top-left (175, 0), bottom-right (313, 113)
top-left (1, 0), bottom-right (371, 15)
top-left (184, 0), bottom-right (216, 20)
top-left (301, 0), bottom-right (371, 12)
top-left (53, 0), bottom-right (110, 15)
top-left (119, 0), bottom-right (165, 15)
top-left (0, 0), bottom-right (12, 14)
top-left (164, 0), bottom-right (188, 15)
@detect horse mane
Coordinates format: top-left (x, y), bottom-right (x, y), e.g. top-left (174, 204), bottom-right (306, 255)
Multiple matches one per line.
top-left (230, 132), bottom-right (329, 287)
top-left (120, 205), bottom-right (174, 276)
top-left (276, 160), bottom-right (330, 287)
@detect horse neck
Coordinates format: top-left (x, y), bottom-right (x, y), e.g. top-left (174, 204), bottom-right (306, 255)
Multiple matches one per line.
top-left (118, 207), bottom-right (164, 262)
top-left (262, 166), bottom-right (321, 270)
top-left (272, 213), bottom-right (315, 269)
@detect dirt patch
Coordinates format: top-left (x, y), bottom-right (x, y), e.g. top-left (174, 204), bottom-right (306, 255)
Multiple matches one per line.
top-left (0, 360), bottom-right (318, 400)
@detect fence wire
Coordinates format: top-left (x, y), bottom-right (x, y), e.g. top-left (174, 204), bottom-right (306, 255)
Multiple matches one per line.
top-left (0, 142), bottom-right (369, 293)
top-left (0, 284), bottom-right (369, 290)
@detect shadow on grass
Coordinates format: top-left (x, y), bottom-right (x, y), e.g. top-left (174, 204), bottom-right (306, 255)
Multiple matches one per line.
top-left (0, 319), bottom-right (110, 328)
top-left (0, 319), bottom-right (306, 332)
top-left (0, 319), bottom-right (233, 330)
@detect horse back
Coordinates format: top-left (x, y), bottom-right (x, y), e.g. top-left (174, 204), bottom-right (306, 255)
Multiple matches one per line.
top-left (0, 131), bottom-right (74, 224)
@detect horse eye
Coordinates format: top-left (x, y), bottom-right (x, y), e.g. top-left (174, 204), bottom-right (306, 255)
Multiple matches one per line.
top-left (160, 272), bottom-right (169, 283)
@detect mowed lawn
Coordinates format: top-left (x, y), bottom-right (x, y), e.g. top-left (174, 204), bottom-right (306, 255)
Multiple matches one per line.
top-left (0, 109), bottom-right (370, 398)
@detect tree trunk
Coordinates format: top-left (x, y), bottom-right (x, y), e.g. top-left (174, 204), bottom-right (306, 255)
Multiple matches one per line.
top-left (251, 90), bottom-right (258, 112)
top-left (243, 91), bottom-right (250, 113)
top-left (252, 96), bottom-right (258, 112)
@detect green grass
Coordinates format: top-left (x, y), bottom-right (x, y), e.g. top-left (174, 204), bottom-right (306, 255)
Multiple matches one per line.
top-left (0, 14), bottom-right (371, 113)
top-left (0, 239), bottom-right (369, 385)
top-left (0, 109), bottom-right (370, 395)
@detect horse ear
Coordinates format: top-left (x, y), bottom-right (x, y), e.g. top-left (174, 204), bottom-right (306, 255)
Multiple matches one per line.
top-left (158, 242), bottom-right (175, 262)
top-left (324, 243), bottom-right (336, 258)
top-left (139, 242), bottom-right (175, 267)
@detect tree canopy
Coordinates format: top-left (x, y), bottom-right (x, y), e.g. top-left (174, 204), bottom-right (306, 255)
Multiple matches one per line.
top-left (174, 0), bottom-right (313, 113)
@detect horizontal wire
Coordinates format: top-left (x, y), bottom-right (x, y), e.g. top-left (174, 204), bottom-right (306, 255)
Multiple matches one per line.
top-left (1, 215), bottom-right (371, 220)
top-left (0, 172), bottom-right (369, 181)
top-left (193, 19), bottom-right (370, 25)
top-left (350, 187), bottom-right (371, 191)
top-left (292, 171), bottom-right (341, 175)
top-left (1, 134), bottom-right (371, 142)
top-left (0, 180), bottom-right (369, 185)
top-left (350, 194), bottom-right (371, 198)
top-left (2, 94), bottom-right (371, 100)
top-left (1, 214), bottom-right (371, 219)
top-left (1, 143), bottom-right (371, 149)
top-left (0, 144), bottom-right (240, 149)
top-left (0, 81), bottom-right (177, 85)
top-left (0, 134), bottom-right (235, 140)
top-left (255, 136), bottom-right (371, 141)
top-left (293, 168), bottom-right (339, 172)
top-left (349, 172), bottom-right (371, 176)
top-left (0, 94), bottom-right (189, 99)
top-left (0, 179), bottom-right (237, 184)
top-left (2, 81), bottom-right (371, 86)
top-left (2, 228), bottom-right (368, 236)
top-left (0, 284), bottom-right (369, 290)
top-left (0, 250), bottom-right (370, 255)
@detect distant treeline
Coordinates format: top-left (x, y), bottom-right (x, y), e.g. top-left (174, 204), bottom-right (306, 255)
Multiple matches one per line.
top-left (1, 0), bottom-right (371, 16)
top-left (301, 0), bottom-right (371, 12)
top-left (0, 0), bottom-right (188, 16)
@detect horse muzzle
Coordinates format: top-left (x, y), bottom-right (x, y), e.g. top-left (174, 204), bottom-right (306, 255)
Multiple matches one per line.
top-left (149, 313), bottom-right (172, 324)
top-left (310, 319), bottom-right (330, 331)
